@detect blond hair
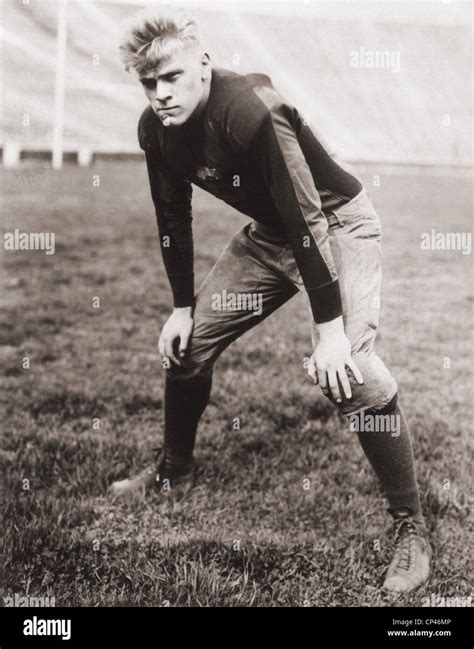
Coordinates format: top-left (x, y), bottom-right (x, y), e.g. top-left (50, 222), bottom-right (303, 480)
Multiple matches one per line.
top-left (119, 5), bottom-right (201, 75)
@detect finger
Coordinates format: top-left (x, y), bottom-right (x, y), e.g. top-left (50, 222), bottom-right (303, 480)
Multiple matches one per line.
top-left (164, 338), bottom-right (181, 366)
top-left (328, 368), bottom-right (341, 402)
top-left (346, 358), bottom-right (364, 385)
top-left (179, 331), bottom-right (191, 357)
top-left (318, 368), bottom-right (328, 392)
top-left (307, 357), bottom-right (318, 384)
top-left (337, 365), bottom-right (352, 400)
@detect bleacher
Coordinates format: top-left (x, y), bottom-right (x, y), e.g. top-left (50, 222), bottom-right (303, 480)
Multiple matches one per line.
top-left (1, 0), bottom-right (471, 165)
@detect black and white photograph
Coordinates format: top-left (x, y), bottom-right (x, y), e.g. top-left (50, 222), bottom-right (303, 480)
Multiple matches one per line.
top-left (1, 0), bottom-right (472, 647)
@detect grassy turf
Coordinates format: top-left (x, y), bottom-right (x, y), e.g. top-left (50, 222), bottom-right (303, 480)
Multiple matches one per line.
top-left (1, 162), bottom-right (472, 606)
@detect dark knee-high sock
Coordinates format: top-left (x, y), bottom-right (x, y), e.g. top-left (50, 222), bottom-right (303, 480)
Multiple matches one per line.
top-left (355, 398), bottom-right (424, 525)
top-left (164, 373), bottom-right (212, 465)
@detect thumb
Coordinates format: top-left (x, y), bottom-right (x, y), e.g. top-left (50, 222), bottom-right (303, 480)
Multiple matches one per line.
top-left (307, 356), bottom-right (318, 383)
top-left (179, 332), bottom-right (190, 356)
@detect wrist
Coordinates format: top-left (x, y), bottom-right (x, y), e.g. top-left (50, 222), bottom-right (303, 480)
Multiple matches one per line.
top-left (314, 315), bottom-right (344, 339)
top-left (173, 305), bottom-right (193, 317)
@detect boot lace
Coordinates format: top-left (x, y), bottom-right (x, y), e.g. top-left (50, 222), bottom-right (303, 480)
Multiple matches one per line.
top-left (392, 517), bottom-right (424, 573)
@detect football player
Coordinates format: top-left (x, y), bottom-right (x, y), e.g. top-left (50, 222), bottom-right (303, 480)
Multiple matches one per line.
top-left (112, 5), bottom-right (431, 593)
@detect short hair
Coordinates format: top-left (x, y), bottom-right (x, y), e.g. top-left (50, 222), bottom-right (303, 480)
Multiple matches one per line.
top-left (119, 5), bottom-right (201, 76)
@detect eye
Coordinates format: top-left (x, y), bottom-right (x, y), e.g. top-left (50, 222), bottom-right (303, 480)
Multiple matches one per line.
top-left (140, 79), bottom-right (156, 90)
top-left (166, 73), bottom-right (180, 82)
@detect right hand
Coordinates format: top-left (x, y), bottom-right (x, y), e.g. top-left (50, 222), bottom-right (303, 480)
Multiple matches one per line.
top-left (307, 316), bottom-right (364, 402)
top-left (158, 306), bottom-right (194, 366)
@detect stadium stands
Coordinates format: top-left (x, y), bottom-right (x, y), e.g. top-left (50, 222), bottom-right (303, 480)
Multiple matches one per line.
top-left (1, 0), bottom-right (471, 165)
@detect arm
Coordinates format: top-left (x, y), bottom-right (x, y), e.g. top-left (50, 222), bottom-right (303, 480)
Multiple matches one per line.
top-left (249, 109), bottom-right (363, 399)
top-left (142, 148), bottom-right (195, 309)
top-left (140, 136), bottom-right (194, 365)
top-left (250, 110), bottom-right (341, 324)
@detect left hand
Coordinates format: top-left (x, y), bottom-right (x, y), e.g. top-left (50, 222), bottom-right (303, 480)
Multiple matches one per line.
top-left (307, 318), bottom-right (364, 402)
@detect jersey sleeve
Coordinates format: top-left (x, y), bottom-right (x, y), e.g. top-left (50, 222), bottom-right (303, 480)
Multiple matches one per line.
top-left (139, 124), bottom-right (195, 309)
top-left (249, 108), bottom-right (342, 324)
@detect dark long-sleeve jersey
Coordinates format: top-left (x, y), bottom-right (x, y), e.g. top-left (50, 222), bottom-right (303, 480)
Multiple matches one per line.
top-left (138, 67), bottom-right (363, 323)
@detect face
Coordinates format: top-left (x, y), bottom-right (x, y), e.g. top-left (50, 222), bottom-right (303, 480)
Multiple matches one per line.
top-left (139, 45), bottom-right (211, 127)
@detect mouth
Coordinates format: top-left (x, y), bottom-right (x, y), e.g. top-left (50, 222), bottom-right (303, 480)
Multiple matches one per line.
top-left (157, 106), bottom-right (179, 112)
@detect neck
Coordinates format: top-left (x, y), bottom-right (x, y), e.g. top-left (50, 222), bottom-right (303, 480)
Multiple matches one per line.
top-left (194, 77), bottom-right (212, 119)
top-left (182, 74), bottom-right (213, 132)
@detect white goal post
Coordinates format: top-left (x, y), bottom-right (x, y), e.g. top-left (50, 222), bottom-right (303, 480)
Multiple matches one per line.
top-left (52, 0), bottom-right (68, 170)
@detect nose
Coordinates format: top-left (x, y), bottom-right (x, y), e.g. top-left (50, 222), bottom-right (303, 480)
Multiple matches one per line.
top-left (154, 81), bottom-right (172, 105)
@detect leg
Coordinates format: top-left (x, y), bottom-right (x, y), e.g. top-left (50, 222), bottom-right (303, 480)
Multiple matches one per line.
top-left (163, 371), bottom-right (213, 467)
top-left (331, 195), bottom-right (425, 524)
top-left (111, 223), bottom-right (297, 498)
top-left (284, 189), bottom-right (424, 524)
top-left (163, 223), bottom-right (298, 464)
top-left (354, 394), bottom-right (423, 524)
top-left (311, 191), bottom-right (430, 592)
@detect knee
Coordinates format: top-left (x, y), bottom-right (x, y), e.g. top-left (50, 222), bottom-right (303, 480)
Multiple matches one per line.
top-left (330, 349), bottom-right (398, 416)
top-left (166, 356), bottom-right (214, 381)
top-left (164, 329), bottom-right (216, 380)
top-left (366, 391), bottom-right (398, 415)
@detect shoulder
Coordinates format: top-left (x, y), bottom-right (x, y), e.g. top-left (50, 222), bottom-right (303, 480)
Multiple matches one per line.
top-left (208, 68), bottom-right (297, 149)
top-left (137, 105), bottom-right (161, 151)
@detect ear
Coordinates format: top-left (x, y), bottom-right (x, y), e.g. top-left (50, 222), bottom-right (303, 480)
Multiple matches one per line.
top-left (200, 52), bottom-right (212, 80)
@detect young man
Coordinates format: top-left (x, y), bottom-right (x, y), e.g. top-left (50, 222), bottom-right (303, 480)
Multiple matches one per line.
top-left (113, 6), bottom-right (431, 593)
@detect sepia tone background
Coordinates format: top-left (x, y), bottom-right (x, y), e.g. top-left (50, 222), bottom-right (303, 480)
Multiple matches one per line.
top-left (1, 0), bottom-right (472, 606)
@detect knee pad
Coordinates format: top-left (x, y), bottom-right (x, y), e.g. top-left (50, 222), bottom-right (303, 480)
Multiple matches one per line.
top-left (366, 392), bottom-right (398, 415)
top-left (328, 350), bottom-right (398, 416)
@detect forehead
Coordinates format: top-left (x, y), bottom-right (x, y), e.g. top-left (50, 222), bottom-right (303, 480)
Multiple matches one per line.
top-left (139, 46), bottom-right (198, 79)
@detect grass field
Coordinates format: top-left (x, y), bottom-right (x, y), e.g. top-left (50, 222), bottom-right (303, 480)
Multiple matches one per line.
top-left (1, 161), bottom-right (472, 607)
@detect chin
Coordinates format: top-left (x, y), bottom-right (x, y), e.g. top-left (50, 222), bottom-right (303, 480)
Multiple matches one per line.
top-left (160, 112), bottom-right (189, 128)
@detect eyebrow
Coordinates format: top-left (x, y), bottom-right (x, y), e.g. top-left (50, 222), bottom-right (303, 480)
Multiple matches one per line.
top-left (139, 69), bottom-right (183, 82)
